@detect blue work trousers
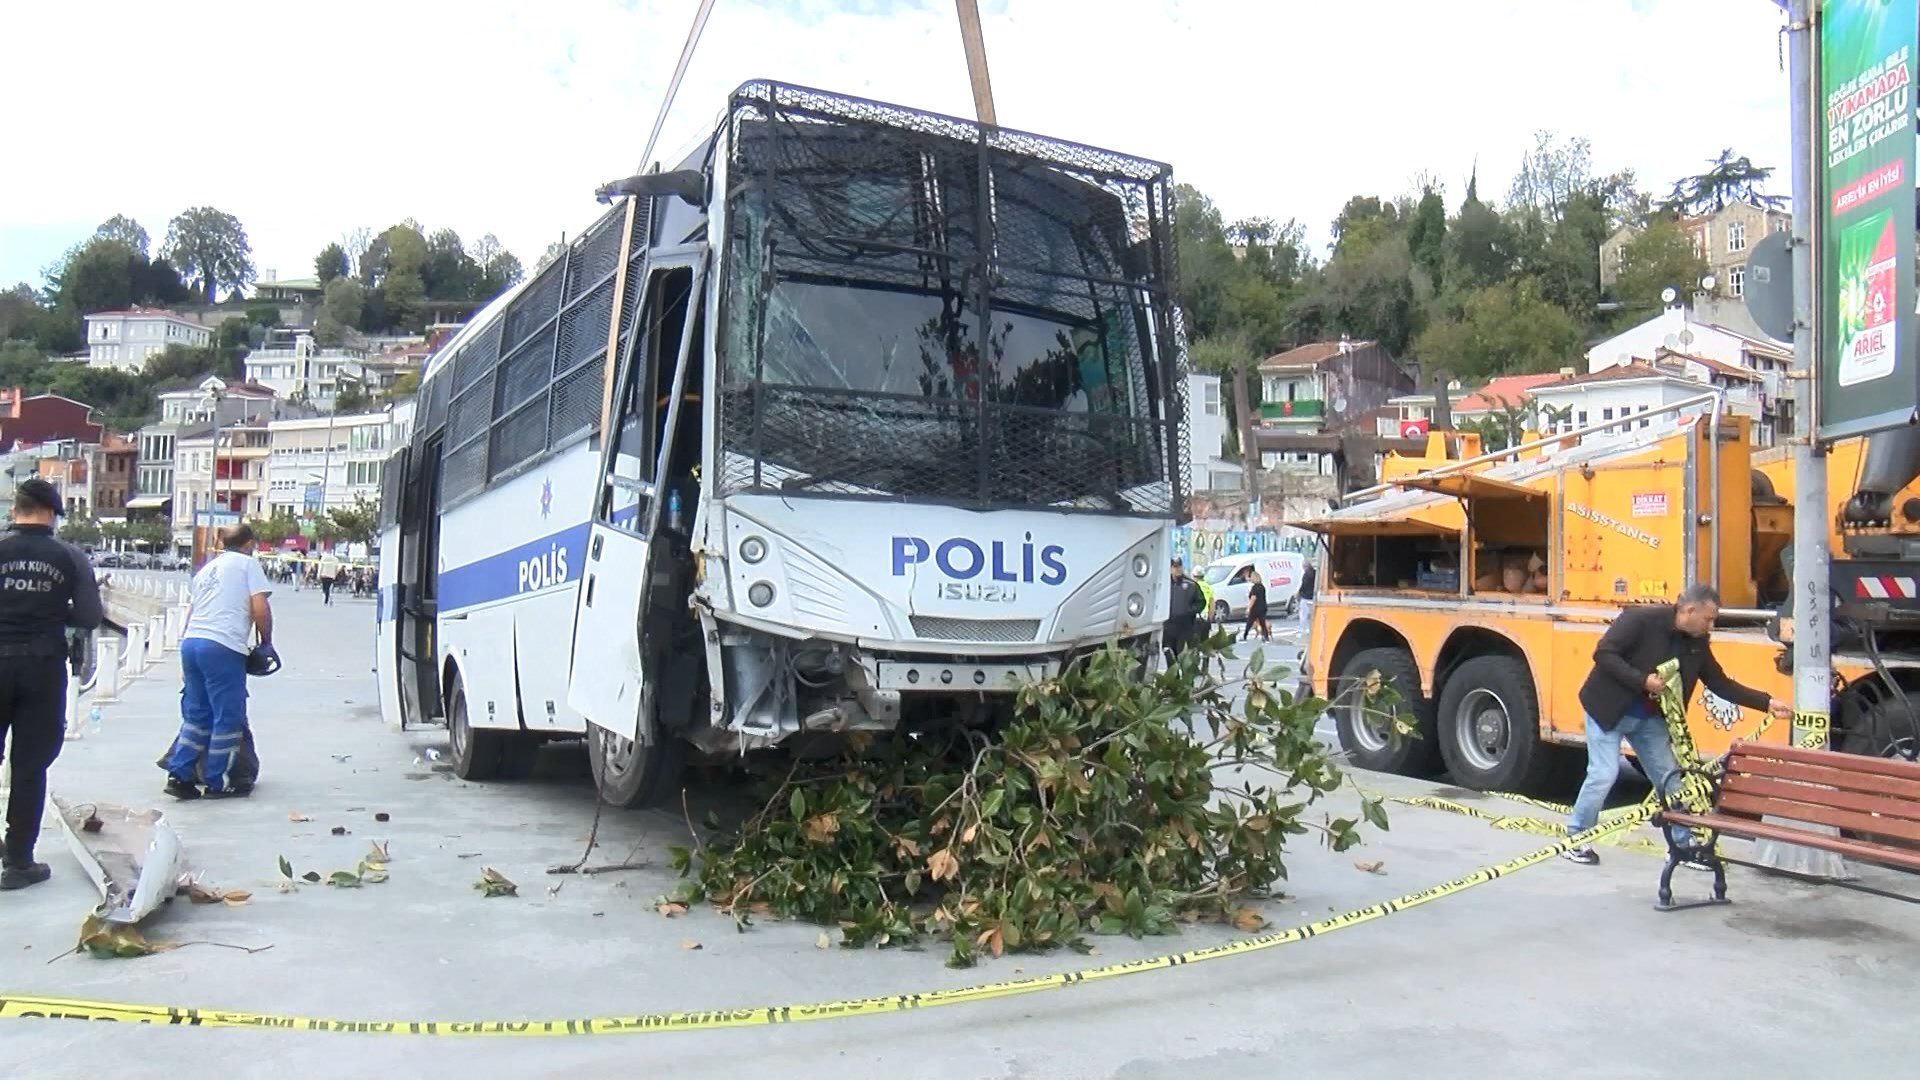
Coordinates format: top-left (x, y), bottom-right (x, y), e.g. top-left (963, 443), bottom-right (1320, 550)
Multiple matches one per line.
top-left (162, 638), bottom-right (251, 793)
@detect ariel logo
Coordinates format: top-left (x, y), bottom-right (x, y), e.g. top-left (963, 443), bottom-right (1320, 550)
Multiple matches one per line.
top-left (539, 479), bottom-right (552, 519)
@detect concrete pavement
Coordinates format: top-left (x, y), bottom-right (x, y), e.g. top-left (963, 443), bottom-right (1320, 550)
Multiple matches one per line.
top-left (1, 591), bottom-right (1914, 1079)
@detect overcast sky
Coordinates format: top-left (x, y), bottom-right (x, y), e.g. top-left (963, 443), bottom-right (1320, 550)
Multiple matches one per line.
top-left (0, 0), bottom-right (1792, 292)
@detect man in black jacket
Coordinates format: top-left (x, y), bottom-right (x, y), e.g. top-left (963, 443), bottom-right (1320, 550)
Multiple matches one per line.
top-left (1563, 584), bottom-right (1789, 864)
top-left (1164, 558), bottom-right (1205, 656)
top-left (0, 479), bottom-right (103, 890)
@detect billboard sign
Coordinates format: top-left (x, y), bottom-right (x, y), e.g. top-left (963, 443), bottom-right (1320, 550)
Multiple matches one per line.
top-left (1817, 0), bottom-right (1917, 441)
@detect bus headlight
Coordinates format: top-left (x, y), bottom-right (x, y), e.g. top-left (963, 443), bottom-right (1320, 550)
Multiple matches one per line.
top-left (1131, 554), bottom-right (1150, 578)
top-left (748, 581), bottom-right (775, 607)
top-left (1126, 592), bottom-right (1145, 618)
top-left (739, 536), bottom-right (767, 564)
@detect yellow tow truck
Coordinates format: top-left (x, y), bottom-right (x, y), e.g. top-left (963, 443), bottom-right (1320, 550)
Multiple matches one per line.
top-left (1297, 395), bottom-right (1920, 793)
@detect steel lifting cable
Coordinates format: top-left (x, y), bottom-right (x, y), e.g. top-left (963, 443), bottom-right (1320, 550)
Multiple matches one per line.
top-left (633, 0), bottom-right (718, 178)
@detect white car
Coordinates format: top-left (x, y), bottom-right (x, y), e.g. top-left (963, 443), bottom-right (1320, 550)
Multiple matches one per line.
top-left (1200, 552), bottom-right (1306, 622)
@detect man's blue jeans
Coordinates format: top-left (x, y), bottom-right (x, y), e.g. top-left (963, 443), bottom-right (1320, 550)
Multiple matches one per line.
top-left (1568, 710), bottom-right (1692, 847)
top-left (162, 638), bottom-right (250, 793)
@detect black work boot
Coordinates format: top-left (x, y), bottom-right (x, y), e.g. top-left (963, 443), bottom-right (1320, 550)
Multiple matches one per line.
top-left (1, 845), bottom-right (50, 891)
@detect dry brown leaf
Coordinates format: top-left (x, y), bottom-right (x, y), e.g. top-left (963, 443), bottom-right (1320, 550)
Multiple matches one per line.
top-left (287, 813), bottom-right (311, 823)
top-left (1231, 907), bottom-right (1268, 932)
top-left (1354, 860), bottom-right (1385, 875)
top-left (680, 939), bottom-right (703, 951)
top-left (960, 823), bottom-right (979, 844)
top-left (893, 836), bottom-right (920, 858)
top-left (802, 813), bottom-right (841, 844)
top-left (988, 928), bottom-right (1004, 958)
top-left (815, 931), bottom-right (831, 950)
top-left (656, 901), bottom-right (688, 918)
top-left (926, 848), bottom-right (959, 883)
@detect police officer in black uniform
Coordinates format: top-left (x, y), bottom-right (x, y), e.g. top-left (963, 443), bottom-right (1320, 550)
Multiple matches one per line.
top-left (0, 478), bottom-right (102, 890)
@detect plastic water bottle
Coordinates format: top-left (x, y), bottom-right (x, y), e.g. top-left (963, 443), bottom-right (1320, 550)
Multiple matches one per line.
top-left (667, 489), bottom-right (684, 534)
top-left (88, 705), bottom-right (102, 737)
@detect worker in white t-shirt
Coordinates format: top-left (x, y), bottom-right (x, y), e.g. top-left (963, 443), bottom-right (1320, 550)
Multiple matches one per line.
top-left (160, 524), bottom-right (275, 799)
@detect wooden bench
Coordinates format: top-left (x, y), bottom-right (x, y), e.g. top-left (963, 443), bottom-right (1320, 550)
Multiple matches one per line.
top-left (1650, 740), bottom-right (1920, 911)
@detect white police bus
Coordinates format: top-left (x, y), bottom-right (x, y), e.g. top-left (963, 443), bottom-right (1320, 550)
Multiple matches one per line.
top-left (373, 82), bottom-right (1189, 807)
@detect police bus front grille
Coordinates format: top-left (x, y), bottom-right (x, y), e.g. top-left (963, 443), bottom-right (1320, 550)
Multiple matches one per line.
top-left (908, 615), bottom-right (1041, 643)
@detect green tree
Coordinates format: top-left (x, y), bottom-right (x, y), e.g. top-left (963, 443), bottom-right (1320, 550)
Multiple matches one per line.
top-left (94, 215), bottom-right (150, 257)
top-left (58, 512), bottom-right (102, 547)
top-left (1412, 278), bottom-right (1582, 381)
top-left (1664, 149), bottom-right (1781, 214)
top-left (1456, 397), bottom-right (1541, 451)
top-left (249, 511), bottom-right (298, 549)
top-left (1610, 219), bottom-right (1710, 314)
top-left (1506, 131), bottom-right (1593, 222)
top-left (382, 370), bottom-right (420, 401)
top-left (334, 381), bottom-right (370, 413)
top-left (315, 278), bottom-right (366, 345)
top-left (0, 284), bottom-right (38, 340)
top-left (324, 495), bottom-right (379, 546)
top-left (161, 207), bottom-right (255, 301)
top-left (1294, 233), bottom-right (1423, 355)
top-left (535, 240), bottom-right (568, 272)
top-left (1406, 184), bottom-right (1447, 291)
top-left (1329, 195), bottom-right (1401, 259)
top-left (314, 243), bottom-right (350, 284)
top-left (1445, 175), bottom-right (1514, 291)
top-left (425, 228), bottom-right (482, 300)
top-left (475, 237), bottom-right (524, 299)
top-left (128, 519), bottom-right (172, 550)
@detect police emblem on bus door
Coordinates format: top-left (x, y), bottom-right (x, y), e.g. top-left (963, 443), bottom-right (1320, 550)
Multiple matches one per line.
top-left (891, 533), bottom-right (1066, 604)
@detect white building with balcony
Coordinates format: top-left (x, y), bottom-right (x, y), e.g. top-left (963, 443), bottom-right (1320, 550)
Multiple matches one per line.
top-left (83, 308), bottom-right (211, 371)
top-left (172, 425), bottom-right (272, 544)
top-left (267, 410), bottom-right (400, 518)
top-left (245, 330), bottom-right (368, 409)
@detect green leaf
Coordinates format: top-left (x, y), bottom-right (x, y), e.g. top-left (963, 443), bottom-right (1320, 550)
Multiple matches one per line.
top-left (300, 871), bottom-right (322, 883)
top-left (981, 787), bottom-right (1005, 820)
top-left (668, 845), bottom-right (691, 875)
top-left (789, 787), bottom-right (807, 821)
top-left (1360, 797), bottom-right (1390, 832)
top-left (328, 871), bottom-right (363, 888)
top-left (277, 855), bottom-right (293, 879)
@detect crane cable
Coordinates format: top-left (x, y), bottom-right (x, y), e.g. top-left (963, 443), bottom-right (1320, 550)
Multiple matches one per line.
top-left (633, 0), bottom-right (718, 177)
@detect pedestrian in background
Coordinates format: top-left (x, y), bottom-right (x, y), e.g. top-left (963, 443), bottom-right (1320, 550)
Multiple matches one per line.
top-left (0, 478), bottom-right (103, 890)
top-left (1164, 558), bottom-right (1204, 657)
top-left (1239, 565), bottom-right (1271, 643)
top-left (318, 553), bottom-right (341, 605)
top-left (161, 524), bottom-right (276, 800)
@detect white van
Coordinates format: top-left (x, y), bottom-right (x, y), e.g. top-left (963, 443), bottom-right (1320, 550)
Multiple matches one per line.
top-left (1200, 551), bottom-right (1306, 622)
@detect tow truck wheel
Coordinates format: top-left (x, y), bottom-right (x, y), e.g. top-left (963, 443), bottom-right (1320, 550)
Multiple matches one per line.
top-left (446, 675), bottom-right (503, 781)
top-left (1333, 647), bottom-right (1441, 776)
top-left (1436, 655), bottom-right (1555, 794)
top-left (588, 720), bottom-right (685, 809)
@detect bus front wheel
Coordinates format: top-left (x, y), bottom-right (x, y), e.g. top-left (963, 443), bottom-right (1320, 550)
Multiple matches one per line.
top-left (588, 721), bottom-right (684, 809)
top-left (447, 676), bottom-right (505, 781)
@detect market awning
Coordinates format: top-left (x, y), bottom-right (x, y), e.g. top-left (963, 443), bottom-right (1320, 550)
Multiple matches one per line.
top-left (1293, 517), bottom-right (1460, 538)
top-left (124, 495), bottom-right (170, 509)
top-left (1394, 472), bottom-right (1546, 503)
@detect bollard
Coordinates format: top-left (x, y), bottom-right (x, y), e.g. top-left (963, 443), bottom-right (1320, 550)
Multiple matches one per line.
top-left (165, 606), bottom-right (184, 649)
top-left (96, 637), bottom-right (121, 702)
top-left (65, 668), bottom-right (82, 738)
top-left (149, 615), bottom-right (166, 657)
top-left (123, 625), bottom-right (145, 675)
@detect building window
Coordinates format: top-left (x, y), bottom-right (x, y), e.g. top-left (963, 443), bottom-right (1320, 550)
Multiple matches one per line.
top-left (1640, 418), bottom-right (1651, 429)
top-left (1728, 221), bottom-right (1746, 252)
top-left (1602, 407), bottom-right (1614, 421)
top-left (1576, 410), bottom-right (1588, 426)
top-left (1729, 264), bottom-right (1746, 298)
top-left (1202, 382), bottom-right (1220, 416)
top-left (1772, 217), bottom-right (1789, 234)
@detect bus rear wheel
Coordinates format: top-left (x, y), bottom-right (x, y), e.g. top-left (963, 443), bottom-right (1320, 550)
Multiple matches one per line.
top-left (588, 722), bottom-right (684, 809)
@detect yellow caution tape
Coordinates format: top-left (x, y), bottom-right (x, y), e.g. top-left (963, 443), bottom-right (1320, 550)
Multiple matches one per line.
top-left (0, 808), bottom-right (1650, 1037)
top-left (1392, 796), bottom-right (1667, 856)
top-left (1793, 710), bottom-right (1830, 750)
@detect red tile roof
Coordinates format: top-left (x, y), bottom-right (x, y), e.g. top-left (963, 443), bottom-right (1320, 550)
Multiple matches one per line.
top-left (1259, 339), bottom-right (1378, 371)
top-left (1531, 361), bottom-right (1692, 391)
top-left (1455, 373), bottom-right (1562, 413)
top-left (1655, 348), bottom-right (1760, 382)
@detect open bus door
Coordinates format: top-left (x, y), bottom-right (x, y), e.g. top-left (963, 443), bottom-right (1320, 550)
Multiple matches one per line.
top-left (394, 439), bottom-right (444, 728)
top-left (568, 260), bottom-right (702, 746)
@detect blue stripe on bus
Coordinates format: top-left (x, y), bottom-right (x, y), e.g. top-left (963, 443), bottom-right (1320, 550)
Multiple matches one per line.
top-left (434, 503), bottom-right (645, 614)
